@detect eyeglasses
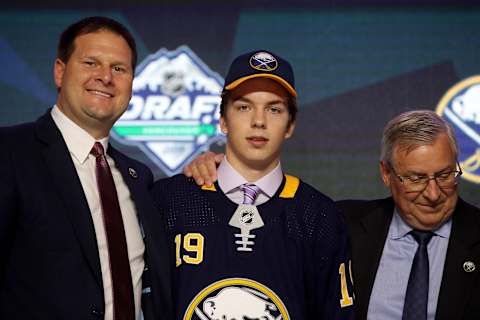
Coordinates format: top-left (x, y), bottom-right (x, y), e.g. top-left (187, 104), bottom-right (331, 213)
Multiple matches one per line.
top-left (389, 162), bottom-right (462, 192)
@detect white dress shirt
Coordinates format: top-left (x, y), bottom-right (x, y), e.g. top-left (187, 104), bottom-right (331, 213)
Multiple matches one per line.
top-left (217, 157), bottom-right (284, 205)
top-left (51, 106), bottom-right (145, 320)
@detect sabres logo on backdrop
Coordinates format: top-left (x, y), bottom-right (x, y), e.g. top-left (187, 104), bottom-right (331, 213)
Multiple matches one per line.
top-left (436, 76), bottom-right (480, 184)
top-left (112, 46), bottom-right (225, 175)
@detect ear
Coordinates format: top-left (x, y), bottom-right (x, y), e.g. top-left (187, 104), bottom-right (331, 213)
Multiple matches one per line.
top-left (379, 161), bottom-right (392, 188)
top-left (284, 120), bottom-right (296, 139)
top-left (220, 116), bottom-right (228, 134)
top-left (54, 58), bottom-right (66, 89)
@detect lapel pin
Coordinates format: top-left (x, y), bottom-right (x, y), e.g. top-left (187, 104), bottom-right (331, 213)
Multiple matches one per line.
top-left (463, 261), bottom-right (475, 273)
top-left (128, 167), bottom-right (138, 179)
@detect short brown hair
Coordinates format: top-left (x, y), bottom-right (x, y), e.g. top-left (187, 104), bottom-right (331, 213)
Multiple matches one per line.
top-left (57, 16), bottom-right (137, 69)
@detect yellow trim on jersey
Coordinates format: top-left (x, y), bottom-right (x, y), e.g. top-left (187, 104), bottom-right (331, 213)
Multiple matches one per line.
top-left (201, 184), bottom-right (217, 191)
top-left (200, 174), bottom-right (300, 197)
top-left (279, 174), bottom-right (300, 198)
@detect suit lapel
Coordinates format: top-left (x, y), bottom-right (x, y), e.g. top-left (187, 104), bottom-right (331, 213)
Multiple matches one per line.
top-left (435, 198), bottom-right (480, 320)
top-left (350, 198), bottom-right (394, 319)
top-left (107, 146), bottom-right (153, 230)
top-left (108, 147), bottom-right (174, 319)
top-left (35, 112), bottom-right (103, 287)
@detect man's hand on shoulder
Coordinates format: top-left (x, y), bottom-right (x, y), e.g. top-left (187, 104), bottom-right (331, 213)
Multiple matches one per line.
top-left (183, 151), bottom-right (224, 187)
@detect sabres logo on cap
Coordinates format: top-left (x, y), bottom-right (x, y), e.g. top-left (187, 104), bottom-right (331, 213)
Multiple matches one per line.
top-left (436, 75), bottom-right (480, 184)
top-left (249, 52), bottom-right (278, 72)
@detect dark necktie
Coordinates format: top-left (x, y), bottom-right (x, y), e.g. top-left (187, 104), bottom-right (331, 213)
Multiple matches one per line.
top-left (402, 229), bottom-right (434, 320)
top-left (240, 183), bottom-right (260, 205)
top-left (91, 142), bottom-right (135, 320)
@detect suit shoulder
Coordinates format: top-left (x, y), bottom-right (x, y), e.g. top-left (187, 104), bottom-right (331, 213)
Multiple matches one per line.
top-left (0, 121), bottom-right (36, 141)
top-left (459, 198), bottom-right (480, 213)
top-left (457, 197), bottom-right (480, 222)
top-left (336, 197), bottom-right (392, 220)
top-left (0, 122), bottom-right (38, 163)
top-left (335, 199), bottom-right (371, 212)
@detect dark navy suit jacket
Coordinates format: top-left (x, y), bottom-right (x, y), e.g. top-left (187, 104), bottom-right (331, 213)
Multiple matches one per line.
top-left (337, 197), bottom-right (480, 320)
top-left (0, 111), bottom-right (172, 320)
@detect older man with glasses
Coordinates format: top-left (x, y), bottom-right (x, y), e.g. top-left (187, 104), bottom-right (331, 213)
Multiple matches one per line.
top-left (337, 110), bottom-right (480, 320)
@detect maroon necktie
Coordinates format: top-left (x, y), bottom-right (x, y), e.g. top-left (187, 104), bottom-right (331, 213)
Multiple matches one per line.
top-left (90, 142), bottom-right (135, 320)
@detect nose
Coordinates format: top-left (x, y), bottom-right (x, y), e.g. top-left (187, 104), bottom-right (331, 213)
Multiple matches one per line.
top-left (251, 108), bottom-right (266, 128)
top-left (422, 178), bottom-right (442, 202)
top-left (96, 65), bottom-right (112, 84)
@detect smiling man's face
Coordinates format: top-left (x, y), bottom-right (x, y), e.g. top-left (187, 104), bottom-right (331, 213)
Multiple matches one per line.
top-left (54, 30), bottom-right (133, 139)
top-left (380, 133), bottom-right (459, 230)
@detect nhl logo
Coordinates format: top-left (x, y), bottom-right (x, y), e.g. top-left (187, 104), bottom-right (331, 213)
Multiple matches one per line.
top-left (240, 210), bottom-right (255, 224)
top-left (437, 75), bottom-right (480, 184)
top-left (112, 46), bottom-right (225, 175)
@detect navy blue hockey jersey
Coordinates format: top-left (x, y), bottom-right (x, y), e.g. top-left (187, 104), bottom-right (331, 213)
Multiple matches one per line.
top-left (152, 174), bottom-right (354, 320)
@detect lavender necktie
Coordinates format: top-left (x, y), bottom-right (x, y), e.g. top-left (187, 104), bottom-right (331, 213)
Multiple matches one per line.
top-left (240, 183), bottom-right (260, 205)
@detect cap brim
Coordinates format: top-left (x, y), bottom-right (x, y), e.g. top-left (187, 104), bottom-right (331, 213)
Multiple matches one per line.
top-left (224, 74), bottom-right (297, 97)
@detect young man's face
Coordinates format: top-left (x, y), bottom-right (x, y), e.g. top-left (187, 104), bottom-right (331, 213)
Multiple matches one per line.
top-left (220, 78), bottom-right (295, 175)
top-left (54, 30), bottom-right (134, 139)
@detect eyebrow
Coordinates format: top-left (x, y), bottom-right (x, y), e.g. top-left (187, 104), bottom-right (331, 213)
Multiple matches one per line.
top-left (83, 55), bottom-right (130, 67)
top-left (231, 96), bottom-right (287, 105)
top-left (404, 164), bottom-right (456, 176)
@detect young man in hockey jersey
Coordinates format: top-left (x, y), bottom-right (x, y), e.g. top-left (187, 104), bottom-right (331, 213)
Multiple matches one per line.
top-left (152, 50), bottom-right (354, 320)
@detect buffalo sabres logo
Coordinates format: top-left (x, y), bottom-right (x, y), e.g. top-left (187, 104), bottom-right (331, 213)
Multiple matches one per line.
top-left (184, 278), bottom-right (289, 320)
top-left (437, 76), bottom-right (480, 184)
top-left (112, 46), bottom-right (225, 176)
top-left (249, 52), bottom-right (278, 72)
top-left (463, 261), bottom-right (476, 273)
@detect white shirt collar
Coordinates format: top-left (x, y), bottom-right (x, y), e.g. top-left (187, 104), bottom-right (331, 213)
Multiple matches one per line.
top-left (51, 105), bottom-right (109, 163)
top-left (218, 157), bottom-right (283, 197)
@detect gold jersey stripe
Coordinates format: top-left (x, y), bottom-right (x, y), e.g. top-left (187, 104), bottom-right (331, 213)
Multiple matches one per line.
top-left (279, 175), bottom-right (299, 198)
top-left (201, 184), bottom-right (216, 191)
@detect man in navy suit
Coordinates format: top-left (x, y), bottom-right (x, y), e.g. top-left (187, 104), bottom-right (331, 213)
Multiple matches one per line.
top-left (0, 16), bottom-right (172, 320)
top-left (336, 110), bottom-right (480, 320)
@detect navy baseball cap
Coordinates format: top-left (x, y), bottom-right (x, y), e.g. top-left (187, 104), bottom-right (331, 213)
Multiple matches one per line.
top-left (223, 50), bottom-right (297, 97)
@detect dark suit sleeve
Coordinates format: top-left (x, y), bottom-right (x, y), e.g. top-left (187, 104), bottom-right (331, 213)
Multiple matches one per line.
top-left (0, 130), bottom-right (18, 285)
